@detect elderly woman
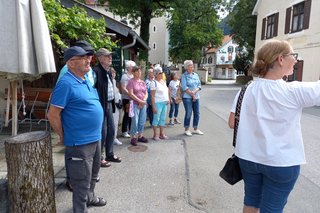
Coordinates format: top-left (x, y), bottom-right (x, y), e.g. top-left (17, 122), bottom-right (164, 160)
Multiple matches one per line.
top-left (126, 66), bottom-right (148, 146)
top-left (120, 60), bottom-right (136, 138)
top-left (145, 67), bottom-right (155, 126)
top-left (168, 71), bottom-right (182, 125)
top-left (228, 40), bottom-right (320, 213)
top-left (150, 65), bottom-right (170, 140)
top-left (181, 60), bottom-right (203, 136)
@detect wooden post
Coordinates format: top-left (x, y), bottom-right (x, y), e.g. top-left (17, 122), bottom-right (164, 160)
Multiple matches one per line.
top-left (5, 131), bottom-right (56, 213)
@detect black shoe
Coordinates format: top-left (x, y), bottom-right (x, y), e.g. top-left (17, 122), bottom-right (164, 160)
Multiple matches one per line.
top-left (106, 155), bottom-right (122, 163)
top-left (65, 181), bottom-right (73, 192)
top-left (87, 197), bottom-right (107, 207)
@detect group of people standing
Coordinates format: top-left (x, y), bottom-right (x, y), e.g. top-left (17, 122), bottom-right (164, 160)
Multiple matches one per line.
top-left (47, 39), bottom-right (204, 212)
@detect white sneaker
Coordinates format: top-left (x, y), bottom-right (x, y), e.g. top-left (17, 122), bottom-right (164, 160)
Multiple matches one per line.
top-left (122, 132), bottom-right (131, 138)
top-left (193, 129), bottom-right (204, 135)
top-left (113, 139), bottom-right (122, 145)
top-left (185, 130), bottom-right (192, 136)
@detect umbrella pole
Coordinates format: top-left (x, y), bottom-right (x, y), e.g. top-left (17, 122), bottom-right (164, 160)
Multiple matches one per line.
top-left (5, 83), bottom-right (11, 127)
top-left (11, 81), bottom-right (18, 136)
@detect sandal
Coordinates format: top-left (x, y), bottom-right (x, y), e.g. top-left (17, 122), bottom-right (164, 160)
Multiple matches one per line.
top-left (159, 135), bottom-right (168, 140)
top-left (106, 155), bottom-right (122, 163)
top-left (101, 160), bottom-right (111, 167)
top-left (87, 197), bottom-right (107, 207)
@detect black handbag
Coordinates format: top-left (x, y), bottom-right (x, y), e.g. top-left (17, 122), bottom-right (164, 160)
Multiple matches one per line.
top-left (219, 82), bottom-right (251, 185)
top-left (219, 154), bottom-right (242, 185)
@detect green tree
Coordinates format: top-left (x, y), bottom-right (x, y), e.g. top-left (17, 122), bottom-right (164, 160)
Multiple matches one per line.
top-left (168, 0), bottom-right (224, 63)
top-left (42, 0), bottom-right (116, 55)
top-left (228, 0), bottom-right (257, 61)
top-left (233, 50), bottom-right (251, 76)
top-left (107, 0), bottom-right (171, 62)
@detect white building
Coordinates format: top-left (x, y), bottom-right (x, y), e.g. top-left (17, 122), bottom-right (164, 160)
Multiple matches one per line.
top-left (203, 35), bottom-right (238, 79)
top-left (253, 0), bottom-right (320, 81)
top-left (148, 16), bottom-right (170, 66)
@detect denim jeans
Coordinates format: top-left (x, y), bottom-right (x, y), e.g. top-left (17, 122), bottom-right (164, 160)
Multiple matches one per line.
top-left (169, 97), bottom-right (180, 118)
top-left (239, 158), bottom-right (300, 212)
top-left (182, 98), bottom-right (200, 129)
top-left (130, 103), bottom-right (147, 136)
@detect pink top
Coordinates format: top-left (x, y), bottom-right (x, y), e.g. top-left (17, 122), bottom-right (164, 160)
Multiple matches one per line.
top-left (126, 78), bottom-right (147, 104)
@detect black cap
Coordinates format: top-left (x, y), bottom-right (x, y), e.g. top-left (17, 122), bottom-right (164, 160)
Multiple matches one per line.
top-left (73, 40), bottom-right (94, 55)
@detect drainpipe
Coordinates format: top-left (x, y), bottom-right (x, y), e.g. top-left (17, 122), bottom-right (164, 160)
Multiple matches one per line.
top-left (121, 32), bottom-right (137, 72)
top-left (122, 32), bottom-right (137, 50)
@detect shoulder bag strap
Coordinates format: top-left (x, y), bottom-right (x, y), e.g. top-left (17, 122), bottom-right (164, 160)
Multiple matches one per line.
top-left (233, 81), bottom-right (252, 147)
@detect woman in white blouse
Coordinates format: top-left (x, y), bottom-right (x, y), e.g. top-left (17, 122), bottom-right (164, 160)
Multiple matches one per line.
top-left (228, 39), bottom-right (320, 213)
top-left (150, 65), bottom-right (170, 140)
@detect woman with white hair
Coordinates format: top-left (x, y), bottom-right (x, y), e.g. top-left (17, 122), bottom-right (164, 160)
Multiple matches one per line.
top-left (150, 65), bottom-right (170, 140)
top-left (120, 60), bottom-right (136, 138)
top-left (181, 60), bottom-right (204, 136)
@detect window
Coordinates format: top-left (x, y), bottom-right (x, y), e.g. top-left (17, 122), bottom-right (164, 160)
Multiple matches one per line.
top-left (228, 46), bottom-right (234, 53)
top-left (292, 3), bottom-right (304, 32)
top-left (222, 68), bottom-right (226, 76)
top-left (287, 60), bottom-right (304, 81)
top-left (152, 42), bottom-right (156, 50)
top-left (261, 13), bottom-right (279, 40)
top-left (153, 25), bottom-right (157, 33)
top-left (228, 53), bottom-right (232, 61)
top-left (285, 0), bottom-right (311, 34)
top-left (208, 56), bottom-right (212, 64)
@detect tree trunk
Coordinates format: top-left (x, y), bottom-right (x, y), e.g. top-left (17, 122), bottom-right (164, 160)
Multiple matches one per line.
top-left (5, 131), bottom-right (56, 213)
top-left (139, 8), bottom-right (152, 62)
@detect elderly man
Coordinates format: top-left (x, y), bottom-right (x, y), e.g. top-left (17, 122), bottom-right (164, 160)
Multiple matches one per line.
top-left (93, 48), bottom-right (122, 167)
top-left (48, 46), bottom-right (106, 212)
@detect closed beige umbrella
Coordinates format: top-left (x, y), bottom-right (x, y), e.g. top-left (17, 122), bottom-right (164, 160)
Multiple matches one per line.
top-left (0, 0), bottom-right (56, 135)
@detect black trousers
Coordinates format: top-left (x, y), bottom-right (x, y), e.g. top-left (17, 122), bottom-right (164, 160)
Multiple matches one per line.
top-left (121, 98), bottom-right (131, 133)
top-left (101, 101), bottom-right (115, 158)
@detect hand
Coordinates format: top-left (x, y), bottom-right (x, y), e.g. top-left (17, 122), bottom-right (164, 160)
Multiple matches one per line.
top-left (57, 136), bottom-right (64, 146)
top-left (152, 107), bottom-right (157, 114)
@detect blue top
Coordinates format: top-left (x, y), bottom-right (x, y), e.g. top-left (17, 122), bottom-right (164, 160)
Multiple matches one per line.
top-left (57, 64), bottom-right (96, 87)
top-left (51, 71), bottom-right (103, 146)
top-left (181, 72), bottom-right (201, 99)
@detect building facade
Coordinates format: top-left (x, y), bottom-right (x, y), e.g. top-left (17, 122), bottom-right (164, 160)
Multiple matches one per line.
top-left (203, 35), bottom-right (238, 79)
top-left (253, 0), bottom-right (320, 81)
top-left (148, 16), bottom-right (170, 66)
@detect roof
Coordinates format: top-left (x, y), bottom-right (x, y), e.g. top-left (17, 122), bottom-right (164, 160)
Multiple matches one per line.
top-left (252, 0), bottom-right (261, 15)
top-left (60, 0), bottom-right (150, 51)
top-left (205, 35), bottom-right (233, 54)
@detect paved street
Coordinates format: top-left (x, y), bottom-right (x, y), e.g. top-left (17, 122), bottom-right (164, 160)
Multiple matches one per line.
top-left (2, 80), bottom-right (320, 212)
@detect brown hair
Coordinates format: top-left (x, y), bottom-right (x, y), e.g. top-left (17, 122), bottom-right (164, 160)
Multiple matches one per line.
top-left (252, 40), bottom-right (292, 77)
top-left (132, 65), bottom-right (141, 72)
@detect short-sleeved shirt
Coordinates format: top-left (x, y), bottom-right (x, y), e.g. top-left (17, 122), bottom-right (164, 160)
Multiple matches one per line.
top-left (51, 71), bottom-right (103, 147)
top-left (181, 72), bottom-right (201, 99)
top-left (120, 72), bottom-right (133, 100)
top-left (169, 80), bottom-right (180, 98)
top-left (126, 79), bottom-right (147, 104)
top-left (230, 78), bottom-right (320, 167)
top-left (150, 80), bottom-right (169, 103)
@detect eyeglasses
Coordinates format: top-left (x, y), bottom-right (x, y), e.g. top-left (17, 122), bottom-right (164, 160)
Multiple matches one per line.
top-left (284, 53), bottom-right (298, 60)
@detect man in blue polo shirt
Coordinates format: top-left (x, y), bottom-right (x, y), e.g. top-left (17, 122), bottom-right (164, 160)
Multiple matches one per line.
top-left (47, 46), bottom-right (106, 212)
